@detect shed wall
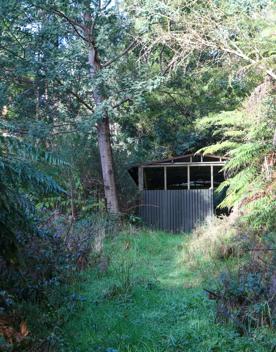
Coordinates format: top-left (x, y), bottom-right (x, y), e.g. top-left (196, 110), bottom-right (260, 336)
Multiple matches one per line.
top-left (139, 189), bottom-right (213, 233)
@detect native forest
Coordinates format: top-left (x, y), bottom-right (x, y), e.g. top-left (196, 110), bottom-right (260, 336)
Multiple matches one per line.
top-left (0, 1), bottom-right (275, 351)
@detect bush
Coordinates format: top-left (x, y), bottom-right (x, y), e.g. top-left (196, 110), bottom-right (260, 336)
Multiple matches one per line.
top-left (214, 248), bottom-right (276, 333)
top-left (0, 211), bottom-right (123, 350)
top-left (184, 214), bottom-right (244, 263)
top-left (183, 213), bottom-right (276, 335)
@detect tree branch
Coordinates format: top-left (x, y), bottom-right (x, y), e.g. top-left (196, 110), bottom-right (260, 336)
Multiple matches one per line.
top-left (50, 8), bottom-right (85, 30)
top-left (32, 3), bottom-right (91, 44)
top-left (54, 78), bottom-right (94, 112)
top-left (112, 97), bottom-right (132, 109)
top-left (50, 8), bottom-right (91, 43)
top-left (220, 44), bottom-right (276, 81)
top-left (102, 40), bottom-right (138, 68)
top-left (100, 0), bottom-right (112, 11)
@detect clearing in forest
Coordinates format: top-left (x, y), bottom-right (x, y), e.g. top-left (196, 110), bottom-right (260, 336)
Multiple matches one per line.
top-left (62, 231), bottom-right (271, 352)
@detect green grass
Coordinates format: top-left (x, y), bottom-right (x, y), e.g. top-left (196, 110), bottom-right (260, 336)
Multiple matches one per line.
top-left (61, 231), bottom-right (274, 352)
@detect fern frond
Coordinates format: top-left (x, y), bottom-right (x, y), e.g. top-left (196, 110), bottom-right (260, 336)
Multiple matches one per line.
top-left (218, 167), bottom-right (262, 208)
top-left (196, 111), bottom-right (246, 130)
top-left (0, 129), bottom-right (66, 262)
top-left (224, 143), bottom-right (264, 173)
top-left (198, 141), bottom-right (239, 155)
top-left (224, 130), bottom-right (246, 138)
top-left (0, 135), bottom-right (68, 167)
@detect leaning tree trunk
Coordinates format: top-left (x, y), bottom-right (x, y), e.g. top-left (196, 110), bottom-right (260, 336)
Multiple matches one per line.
top-left (85, 16), bottom-right (120, 214)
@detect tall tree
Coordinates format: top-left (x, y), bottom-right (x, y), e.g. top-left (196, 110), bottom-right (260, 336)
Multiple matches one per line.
top-left (47, 0), bottom-right (138, 214)
top-left (0, 0), bottom-right (147, 214)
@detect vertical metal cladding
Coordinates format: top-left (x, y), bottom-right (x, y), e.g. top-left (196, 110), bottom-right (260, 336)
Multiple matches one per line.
top-left (139, 189), bottom-right (214, 233)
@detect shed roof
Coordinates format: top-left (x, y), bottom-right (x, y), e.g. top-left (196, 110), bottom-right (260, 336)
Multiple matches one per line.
top-left (128, 152), bottom-right (228, 185)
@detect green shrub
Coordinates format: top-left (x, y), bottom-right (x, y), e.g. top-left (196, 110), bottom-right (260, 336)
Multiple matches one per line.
top-left (0, 211), bottom-right (123, 350)
top-left (183, 213), bottom-right (276, 335)
top-left (214, 250), bottom-right (276, 333)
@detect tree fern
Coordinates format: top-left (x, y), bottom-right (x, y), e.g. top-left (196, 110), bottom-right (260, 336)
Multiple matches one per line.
top-left (0, 125), bottom-right (66, 263)
top-left (225, 143), bottom-right (266, 174)
top-left (197, 82), bottom-right (276, 230)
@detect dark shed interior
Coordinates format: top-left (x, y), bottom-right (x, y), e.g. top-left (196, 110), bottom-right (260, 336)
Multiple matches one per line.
top-left (128, 153), bottom-right (227, 191)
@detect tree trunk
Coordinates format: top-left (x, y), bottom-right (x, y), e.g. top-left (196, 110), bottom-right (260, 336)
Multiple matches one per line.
top-left (97, 117), bottom-right (120, 213)
top-left (84, 12), bottom-right (120, 214)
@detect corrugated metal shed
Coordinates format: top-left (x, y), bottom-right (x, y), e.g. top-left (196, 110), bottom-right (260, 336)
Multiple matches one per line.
top-left (129, 152), bottom-right (227, 233)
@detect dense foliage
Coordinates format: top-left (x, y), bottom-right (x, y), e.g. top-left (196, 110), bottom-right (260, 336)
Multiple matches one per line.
top-left (0, 123), bottom-right (64, 263)
top-left (199, 79), bottom-right (276, 230)
top-left (0, 0), bottom-right (275, 350)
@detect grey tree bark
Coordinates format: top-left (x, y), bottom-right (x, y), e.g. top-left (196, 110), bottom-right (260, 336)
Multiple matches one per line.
top-left (84, 10), bottom-right (120, 214)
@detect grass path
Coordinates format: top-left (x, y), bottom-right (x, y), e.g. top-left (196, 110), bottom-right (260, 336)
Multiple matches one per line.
top-left (62, 231), bottom-right (271, 352)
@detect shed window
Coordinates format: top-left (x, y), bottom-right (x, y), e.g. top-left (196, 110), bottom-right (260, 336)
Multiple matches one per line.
top-left (190, 166), bottom-right (211, 189)
top-left (144, 167), bottom-right (164, 190)
top-left (140, 164), bottom-right (225, 190)
top-left (167, 167), bottom-right (187, 190)
top-left (214, 166), bottom-right (224, 187)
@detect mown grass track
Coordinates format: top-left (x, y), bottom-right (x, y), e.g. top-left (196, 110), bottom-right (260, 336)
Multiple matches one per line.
top-left (62, 231), bottom-right (273, 352)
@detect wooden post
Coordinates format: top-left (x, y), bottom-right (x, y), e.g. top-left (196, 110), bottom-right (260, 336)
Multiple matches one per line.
top-left (138, 167), bottom-right (144, 191)
top-left (187, 166), bottom-right (190, 190)
top-left (210, 165), bottom-right (214, 189)
top-left (164, 166), bottom-right (167, 190)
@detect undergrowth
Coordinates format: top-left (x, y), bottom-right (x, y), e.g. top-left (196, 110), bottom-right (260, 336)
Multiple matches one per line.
top-left (59, 230), bottom-right (275, 352)
top-left (1, 215), bottom-right (275, 351)
top-left (0, 212), bottom-right (123, 351)
top-left (182, 215), bottom-right (276, 337)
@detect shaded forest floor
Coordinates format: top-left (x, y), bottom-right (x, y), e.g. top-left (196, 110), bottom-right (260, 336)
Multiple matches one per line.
top-left (60, 231), bottom-right (273, 352)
